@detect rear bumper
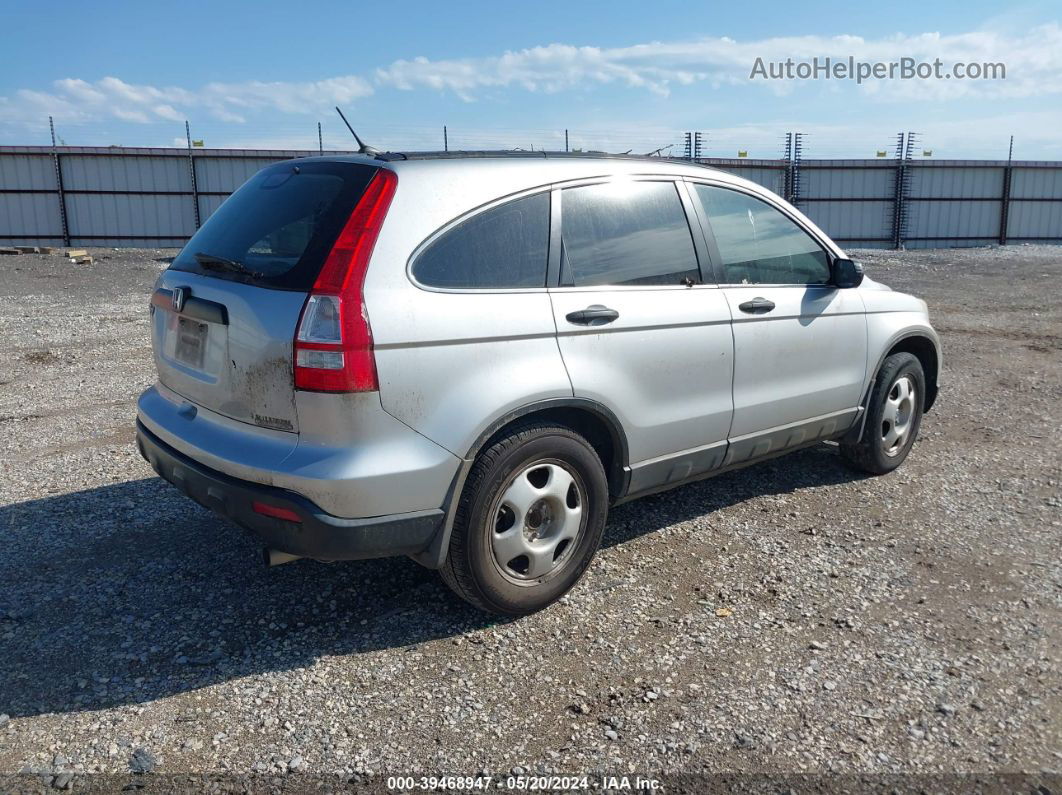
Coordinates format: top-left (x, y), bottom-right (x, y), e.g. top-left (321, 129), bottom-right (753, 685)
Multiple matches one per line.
top-left (136, 383), bottom-right (461, 518)
top-left (136, 420), bottom-right (443, 561)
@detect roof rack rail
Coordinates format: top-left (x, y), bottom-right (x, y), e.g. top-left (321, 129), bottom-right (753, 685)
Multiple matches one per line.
top-left (373, 149), bottom-right (689, 163)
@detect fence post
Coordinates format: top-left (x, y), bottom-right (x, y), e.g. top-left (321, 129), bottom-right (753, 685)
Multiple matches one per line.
top-left (891, 132), bottom-right (907, 249)
top-left (782, 132), bottom-right (803, 206)
top-left (318, 122), bottom-right (323, 155)
top-left (49, 116), bottom-right (70, 247)
top-left (185, 121), bottom-right (201, 230)
top-left (443, 126), bottom-right (448, 152)
top-left (783, 133), bottom-right (793, 201)
top-left (999, 136), bottom-right (1013, 245)
top-left (565, 129), bottom-right (569, 153)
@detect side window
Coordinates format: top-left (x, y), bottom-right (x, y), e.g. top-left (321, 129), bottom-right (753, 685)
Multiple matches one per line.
top-left (560, 181), bottom-right (700, 287)
top-left (412, 192), bottom-right (549, 289)
top-left (694, 184), bottom-right (830, 285)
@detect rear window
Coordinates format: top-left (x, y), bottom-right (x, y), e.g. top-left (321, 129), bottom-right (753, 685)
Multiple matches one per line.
top-left (412, 192), bottom-right (550, 289)
top-left (170, 160), bottom-right (379, 290)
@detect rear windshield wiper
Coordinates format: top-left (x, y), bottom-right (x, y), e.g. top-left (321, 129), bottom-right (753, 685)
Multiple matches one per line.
top-left (193, 251), bottom-right (264, 279)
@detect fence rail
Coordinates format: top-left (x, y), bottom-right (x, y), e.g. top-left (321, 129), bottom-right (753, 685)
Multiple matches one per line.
top-left (2, 145), bottom-right (1061, 250)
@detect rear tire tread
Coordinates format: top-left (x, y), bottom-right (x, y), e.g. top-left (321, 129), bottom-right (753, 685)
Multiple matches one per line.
top-left (440, 421), bottom-right (605, 615)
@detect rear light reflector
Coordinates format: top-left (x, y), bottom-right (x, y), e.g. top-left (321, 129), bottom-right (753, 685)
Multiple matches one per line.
top-left (294, 168), bottom-right (397, 393)
top-left (295, 348), bottom-right (344, 370)
top-left (252, 501), bottom-right (302, 523)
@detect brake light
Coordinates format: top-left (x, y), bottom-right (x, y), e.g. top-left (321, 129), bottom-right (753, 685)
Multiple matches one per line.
top-left (294, 168), bottom-right (397, 392)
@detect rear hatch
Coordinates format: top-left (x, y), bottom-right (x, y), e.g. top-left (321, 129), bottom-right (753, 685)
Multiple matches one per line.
top-left (151, 160), bottom-right (380, 433)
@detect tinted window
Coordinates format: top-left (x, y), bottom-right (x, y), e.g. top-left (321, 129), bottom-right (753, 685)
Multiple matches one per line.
top-left (170, 161), bottom-right (378, 290)
top-left (561, 181), bottom-right (699, 287)
top-left (694, 185), bottom-right (830, 285)
top-left (413, 193), bottom-right (549, 289)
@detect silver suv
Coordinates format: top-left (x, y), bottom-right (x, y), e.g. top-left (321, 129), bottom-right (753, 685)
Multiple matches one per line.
top-left (137, 153), bottom-right (940, 615)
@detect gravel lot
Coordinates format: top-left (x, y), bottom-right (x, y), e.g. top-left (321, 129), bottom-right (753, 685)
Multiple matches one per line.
top-left (0, 245), bottom-right (1059, 789)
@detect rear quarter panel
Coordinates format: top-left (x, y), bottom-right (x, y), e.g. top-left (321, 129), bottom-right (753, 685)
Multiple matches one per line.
top-left (364, 163), bottom-right (574, 459)
top-left (370, 289), bottom-right (572, 458)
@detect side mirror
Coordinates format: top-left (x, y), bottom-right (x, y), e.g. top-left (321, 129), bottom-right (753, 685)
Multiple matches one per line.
top-left (831, 257), bottom-right (864, 288)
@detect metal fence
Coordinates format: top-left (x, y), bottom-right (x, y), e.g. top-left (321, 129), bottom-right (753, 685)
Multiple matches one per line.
top-left (712, 157), bottom-right (1062, 248)
top-left (2, 145), bottom-right (1061, 250)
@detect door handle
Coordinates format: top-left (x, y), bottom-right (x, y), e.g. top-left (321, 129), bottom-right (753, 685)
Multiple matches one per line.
top-left (565, 305), bottom-right (620, 326)
top-left (737, 297), bottom-right (776, 314)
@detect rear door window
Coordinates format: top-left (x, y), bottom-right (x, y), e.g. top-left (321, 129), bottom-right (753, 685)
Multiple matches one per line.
top-left (169, 160), bottom-right (379, 290)
top-left (560, 180), bottom-right (700, 287)
top-left (693, 184), bottom-right (830, 285)
top-left (412, 192), bottom-right (550, 289)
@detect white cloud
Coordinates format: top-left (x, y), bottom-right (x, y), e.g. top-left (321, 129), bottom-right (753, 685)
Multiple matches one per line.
top-left (374, 25), bottom-right (1062, 101)
top-left (1, 25), bottom-right (1060, 131)
top-left (375, 45), bottom-right (685, 99)
top-left (152, 104), bottom-right (184, 122)
top-left (199, 76), bottom-right (373, 116)
top-left (0, 75), bottom-right (373, 126)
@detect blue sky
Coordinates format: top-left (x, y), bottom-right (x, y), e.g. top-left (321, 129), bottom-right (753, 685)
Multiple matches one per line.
top-left (2, 0), bottom-right (1061, 158)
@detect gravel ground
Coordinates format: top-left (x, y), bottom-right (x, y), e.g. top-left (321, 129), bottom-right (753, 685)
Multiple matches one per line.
top-left (0, 245), bottom-right (1059, 790)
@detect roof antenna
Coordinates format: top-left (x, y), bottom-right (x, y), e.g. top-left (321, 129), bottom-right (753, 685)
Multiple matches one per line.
top-left (335, 106), bottom-right (380, 156)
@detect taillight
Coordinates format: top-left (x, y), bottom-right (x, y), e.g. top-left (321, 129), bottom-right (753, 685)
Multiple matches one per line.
top-left (294, 169), bottom-right (397, 392)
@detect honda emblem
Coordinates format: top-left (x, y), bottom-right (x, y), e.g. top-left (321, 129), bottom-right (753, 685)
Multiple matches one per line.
top-left (171, 286), bottom-right (187, 313)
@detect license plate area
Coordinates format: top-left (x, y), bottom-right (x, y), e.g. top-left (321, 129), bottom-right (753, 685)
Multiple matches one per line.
top-left (173, 316), bottom-right (208, 369)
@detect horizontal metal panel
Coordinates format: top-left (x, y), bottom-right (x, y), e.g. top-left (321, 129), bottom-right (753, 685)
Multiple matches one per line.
top-left (1007, 200), bottom-right (1062, 238)
top-left (1010, 168), bottom-right (1062, 199)
top-left (801, 167), bottom-right (894, 199)
top-left (69, 237), bottom-right (189, 247)
top-left (0, 193), bottom-right (62, 236)
top-left (0, 236), bottom-right (66, 246)
top-left (908, 166), bottom-right (1003, 198)
top-left (840, 240), bottom-right (892, 250)
top-left (197, 194), bottom-right (228, 222)
top-left (800, 200), bottom-right (892, 240)
top-left (194, 157), bottom-right (288, 192)
top-left (61, 154), bottom-right (190, 191)
top-left (709, 166), bottom-right (784, 195)
top-left (907, 199), bottom-right (1001, 238)
top-left (904, 239), bottom-right (998, 249)
top-left (0, 154), bottom-right (57, 190)
top-left (65, 194), bottom-right (195, 237)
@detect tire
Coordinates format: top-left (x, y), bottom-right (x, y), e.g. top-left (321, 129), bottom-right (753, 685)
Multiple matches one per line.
top-left (840, 352), bottom-right (925, 475)
top-left (440, 422), bottom-right (609, 615)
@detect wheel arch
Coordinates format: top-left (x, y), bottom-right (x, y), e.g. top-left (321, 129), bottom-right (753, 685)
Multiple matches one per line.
top-left (464, 398), bottom-right (629, 497)
top-left (410, 398), bottom-right (630, 570)
top-left (885, 334), bottom-right (939, 412)
top-left (844, 330), bottom-right (941, 446)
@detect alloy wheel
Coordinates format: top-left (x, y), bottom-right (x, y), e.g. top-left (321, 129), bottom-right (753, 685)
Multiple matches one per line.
top-left (490, 460), bottom-right (585, 583)
top-left (881, 375), bottom-right (917, 456)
